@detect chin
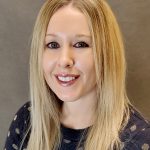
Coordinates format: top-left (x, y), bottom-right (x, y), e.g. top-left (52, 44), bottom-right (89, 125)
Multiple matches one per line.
top-left (58, 95), bottom-right (80, 102)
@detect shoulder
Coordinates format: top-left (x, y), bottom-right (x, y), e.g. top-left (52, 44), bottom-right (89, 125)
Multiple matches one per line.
top-left (9, 101), bottom-right (31, 131)
top-left (120, 106), bottom-right (150, 150)
top-left (4, 101), bottom-right (31, 150)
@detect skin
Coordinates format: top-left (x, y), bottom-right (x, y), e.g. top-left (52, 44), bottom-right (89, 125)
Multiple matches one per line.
top-left (42, 4), bottom-right (97, 129)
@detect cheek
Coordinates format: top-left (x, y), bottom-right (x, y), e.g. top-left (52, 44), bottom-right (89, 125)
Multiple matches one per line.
top-left (78, 54), bottom-right (96, 86)
top-left (42, 55), bottom-right (49, 74)
top-left (42, 52), bottom-right (55, 75)
top-left (76, 54), bottom-right (95, 74)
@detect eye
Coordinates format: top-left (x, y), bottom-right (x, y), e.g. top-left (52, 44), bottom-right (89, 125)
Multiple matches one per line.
top-left (46, 42), bottom-right (60, 49)
top-left (73, 42), bottom-right (89, 48)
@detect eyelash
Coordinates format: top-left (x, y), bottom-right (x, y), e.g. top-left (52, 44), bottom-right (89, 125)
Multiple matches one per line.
top-left (73, 42), bottom-right (89, 48)
top-left (46, 41), bottom-right (89, 49)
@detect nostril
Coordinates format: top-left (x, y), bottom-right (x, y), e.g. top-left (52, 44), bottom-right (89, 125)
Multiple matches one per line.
top-left (58, 59), bottom-right (75, 68)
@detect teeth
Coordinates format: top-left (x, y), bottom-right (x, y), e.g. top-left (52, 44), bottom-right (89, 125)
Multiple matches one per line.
top-left (58, 76), bottom-right (76, 82)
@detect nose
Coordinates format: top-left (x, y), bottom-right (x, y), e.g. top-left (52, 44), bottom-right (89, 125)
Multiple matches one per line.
top-left (57, 46), bottom-right (74, 68)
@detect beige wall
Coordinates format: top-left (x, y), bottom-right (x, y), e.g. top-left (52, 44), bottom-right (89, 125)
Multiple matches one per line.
top-left (0, 0), bottom-right (150, 149)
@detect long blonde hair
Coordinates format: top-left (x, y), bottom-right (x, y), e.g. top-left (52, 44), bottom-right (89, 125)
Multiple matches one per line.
top-left (22, 0), bottom-right (131, 149)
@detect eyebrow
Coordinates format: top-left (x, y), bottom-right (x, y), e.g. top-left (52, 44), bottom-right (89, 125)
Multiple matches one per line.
top-left (46, 33), bottom-right (91, 38)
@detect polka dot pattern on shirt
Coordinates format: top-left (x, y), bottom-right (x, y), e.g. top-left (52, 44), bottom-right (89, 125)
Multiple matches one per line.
top-left (7, 131), bottom-right (10, 137)
top-left (141, 143), bottom-right (149, 150)
top-left (13, 115), bottom-right (17, 121)
top-left (4, 102), bottom-right (150, 150)
top-left (15, 128), bottom-right (20, 134)
top-left (63, 139), bottom-right (71, 144)
top-left (130, 124), bottom-right (137, 132)
top-left (12, 144), bottom-right (18, 150)
top-left (4, 102), bottom-right (31, 150)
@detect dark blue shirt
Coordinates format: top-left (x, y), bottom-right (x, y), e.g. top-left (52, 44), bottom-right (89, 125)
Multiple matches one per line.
top-left (4, 101), bottom-right (150, 150)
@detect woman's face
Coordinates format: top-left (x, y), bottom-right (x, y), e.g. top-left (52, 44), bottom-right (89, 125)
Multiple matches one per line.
top-left (42, 5), bottom-right (97, 102)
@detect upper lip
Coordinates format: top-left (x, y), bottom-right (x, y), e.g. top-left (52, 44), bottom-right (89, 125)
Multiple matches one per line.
top-left (55, 73), bottom-right (80, 78)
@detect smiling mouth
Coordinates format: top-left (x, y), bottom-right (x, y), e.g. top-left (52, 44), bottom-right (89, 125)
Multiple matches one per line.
top-left (55, 74), bottom-right (80, 86)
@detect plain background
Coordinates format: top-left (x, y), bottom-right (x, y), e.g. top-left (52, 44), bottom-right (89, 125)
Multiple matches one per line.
top-left (0, 0), bottom-right (150, 149)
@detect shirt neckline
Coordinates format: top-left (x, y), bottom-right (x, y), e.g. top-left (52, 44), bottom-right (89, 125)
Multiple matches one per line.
top-left (60, 124), bottom-right (90, 142)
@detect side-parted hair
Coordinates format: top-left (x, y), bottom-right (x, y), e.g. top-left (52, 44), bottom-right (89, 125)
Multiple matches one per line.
top-left (20, 0), bottom-right (131, 149)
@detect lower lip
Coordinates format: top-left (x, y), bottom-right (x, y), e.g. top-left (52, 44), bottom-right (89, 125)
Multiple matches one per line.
top-left (56, 77), bottom-right (79, 87)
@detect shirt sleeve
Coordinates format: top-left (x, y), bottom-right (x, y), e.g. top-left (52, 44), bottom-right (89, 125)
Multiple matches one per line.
top-left (122, 110), bottom-right (150, 150)
top-left (123, 127), bottom-right (150, 150)
top-left (4, 101), bottom-right (31, 150)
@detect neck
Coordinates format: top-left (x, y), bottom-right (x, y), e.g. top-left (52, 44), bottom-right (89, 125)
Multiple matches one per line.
top-left (60, 96), bottom-right (97, 129)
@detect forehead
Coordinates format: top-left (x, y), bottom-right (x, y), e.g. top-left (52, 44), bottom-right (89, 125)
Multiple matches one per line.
top-left (46, 5), bottom-right (91, 36)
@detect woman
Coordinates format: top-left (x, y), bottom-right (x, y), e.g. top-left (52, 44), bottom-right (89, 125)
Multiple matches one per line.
top-left (4, 0), bottom-right (150, 150)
